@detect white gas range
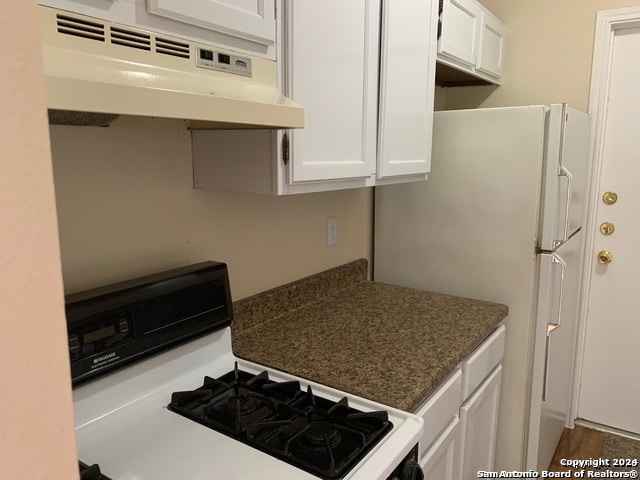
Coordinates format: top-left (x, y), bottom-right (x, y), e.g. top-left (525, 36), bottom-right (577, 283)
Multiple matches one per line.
top-left (68, 262), bottom-right (424, 480)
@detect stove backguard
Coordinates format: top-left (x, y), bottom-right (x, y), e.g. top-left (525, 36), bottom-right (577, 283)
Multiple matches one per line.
top-left (66, 261), bottom-right (233, 384)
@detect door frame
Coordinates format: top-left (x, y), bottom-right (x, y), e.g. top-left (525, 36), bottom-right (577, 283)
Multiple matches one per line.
top-left (572, 7), bottom-right (640, 424)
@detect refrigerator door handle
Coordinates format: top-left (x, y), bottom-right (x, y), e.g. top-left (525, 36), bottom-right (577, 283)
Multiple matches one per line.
top-left (542, 253), bottom-right (566, 401)
top-left (554, 164), bottom-right (573, 249)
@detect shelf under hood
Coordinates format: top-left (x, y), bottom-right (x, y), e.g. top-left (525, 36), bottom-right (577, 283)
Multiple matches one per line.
top-left (39, 7), bottom-right (304, 129)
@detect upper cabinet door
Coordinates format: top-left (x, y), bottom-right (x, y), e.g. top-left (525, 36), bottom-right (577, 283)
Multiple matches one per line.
top-left (377, 0), bottom-right (437, 179)
top-left (147, 0), bottom-right (276, 47)
top-left (475, 11), bottom-right (505, 79)
top-left (284, 1), bottom-right (379, 183)
top-left (438, 0), bottom-right (481, 67)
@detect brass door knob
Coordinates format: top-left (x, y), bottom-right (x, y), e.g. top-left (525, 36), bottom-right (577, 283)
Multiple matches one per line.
top-left (602, 191), bottom-right (618, 205)
top-left (597, 250), bottom-right (613, 264)
top-left (600, 222), bottom-right (615, 235)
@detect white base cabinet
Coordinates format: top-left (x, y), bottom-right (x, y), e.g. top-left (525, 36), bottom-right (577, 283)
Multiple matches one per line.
top-left (415, 324), bottom-right (505, 480)
top-left (192, 0), bottom-right (438, 195)
top-left (459, 365), bottom-right (502, 479)
top-left (420, 416), bottom-right (463, 480)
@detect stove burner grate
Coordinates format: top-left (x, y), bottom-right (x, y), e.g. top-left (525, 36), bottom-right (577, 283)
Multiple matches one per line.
top-left (168, 363), bottom-right (393, 479)
top-left (301, 421), bottom-right (342, 451)
top-left (79, 461), bottom-right (112, 480)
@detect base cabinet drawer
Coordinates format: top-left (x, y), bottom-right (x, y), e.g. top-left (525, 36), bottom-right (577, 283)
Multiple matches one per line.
top-left (420, 415), bottom-right (462, 480)
top-left (462, 324), bottom-right (505, 398)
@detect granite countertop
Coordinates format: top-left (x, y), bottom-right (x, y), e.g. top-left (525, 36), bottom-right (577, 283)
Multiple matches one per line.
top-left (232, 260), bottom-right (508, 413)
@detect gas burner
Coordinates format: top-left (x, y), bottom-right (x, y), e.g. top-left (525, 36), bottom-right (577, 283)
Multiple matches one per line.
top-left (299, 421), bottom-right (342, 452)
top-left (168, 365), bottom-right (393, 479)
top-left (223, 393), bottom-right (261, 415)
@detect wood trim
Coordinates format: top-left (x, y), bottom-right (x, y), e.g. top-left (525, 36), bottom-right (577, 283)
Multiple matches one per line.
top-left (573, 6), bottom-right (640, 427)
top-left (575, 419), bottom-right (640, 442)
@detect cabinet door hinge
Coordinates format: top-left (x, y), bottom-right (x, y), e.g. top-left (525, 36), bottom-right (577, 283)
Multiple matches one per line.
top-left (437, 0), bottom-right (443, 39)
top-left (282, 132), bottom-right (290, 165)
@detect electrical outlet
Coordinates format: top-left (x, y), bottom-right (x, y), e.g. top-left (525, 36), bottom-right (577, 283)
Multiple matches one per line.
top-left (326, 216), bottom-right (337, 247)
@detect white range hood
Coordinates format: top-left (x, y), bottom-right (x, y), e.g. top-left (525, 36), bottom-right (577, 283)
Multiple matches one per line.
top-left (38, 6), bottom-right (304, 129)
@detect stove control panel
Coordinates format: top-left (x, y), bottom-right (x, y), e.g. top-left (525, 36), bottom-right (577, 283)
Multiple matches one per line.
top-left (65, 261), bottom-right (232, 385)
top-left (67, 309), bottom-right (134, 363)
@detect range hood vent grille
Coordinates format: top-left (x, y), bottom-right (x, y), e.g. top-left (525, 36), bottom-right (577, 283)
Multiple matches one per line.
top-left (56, 14), bottom-right (105, 42)
top-left (110, 26), bottom-right (151, 51)
top-left (55, 13), bottom-right (191, 59)
top-left (156, 37), bottom-right (190, 59)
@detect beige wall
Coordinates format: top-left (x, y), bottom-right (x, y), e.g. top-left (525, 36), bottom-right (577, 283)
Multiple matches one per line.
top-left (446, 0), bottom-right (640, 111)
top-left (50, 123), bottom-right (372, 300)
top-left (0, 2), bottom-right (78, 479)
top-left (434, 85), bottom-right (447, 111)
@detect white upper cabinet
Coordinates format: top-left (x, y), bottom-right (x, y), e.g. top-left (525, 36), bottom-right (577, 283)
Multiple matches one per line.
top-left (436, 0), bottom-right (505, 85)
top-left (193, 0), bottom-right (438, 195)
top-left (284, 1), bottom-right (378, 184)
top-left (377, 0), bottom-right (437, 181)
top-left (438, 0), bottom-right (481, 67)
top-left (146, 0), bottom-right (276, 49)
top-left (476, 11), bottom-right (505, 80)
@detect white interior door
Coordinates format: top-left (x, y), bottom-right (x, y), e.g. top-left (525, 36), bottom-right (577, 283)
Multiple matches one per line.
top-left (579, 24), bottom-right (640, 435)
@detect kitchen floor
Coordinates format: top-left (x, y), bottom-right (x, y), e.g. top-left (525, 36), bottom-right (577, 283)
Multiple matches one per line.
top-left (548, 425), bottom-right (640, 474)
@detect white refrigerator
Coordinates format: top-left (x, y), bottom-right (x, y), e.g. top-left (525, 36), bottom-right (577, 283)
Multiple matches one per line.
top-left (374, 105), bottom-right (591, 471)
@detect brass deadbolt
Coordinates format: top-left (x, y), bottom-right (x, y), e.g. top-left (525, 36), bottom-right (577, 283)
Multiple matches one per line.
top-left (602, 191), bottom-right (618, 205)
top-left (597, 250), bottom-right (613, 264)
top-left (599, 222), bottom-right (615, 235)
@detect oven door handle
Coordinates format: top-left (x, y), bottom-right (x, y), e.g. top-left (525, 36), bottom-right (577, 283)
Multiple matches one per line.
top-left (388, 458), bottom-right (424, 480)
